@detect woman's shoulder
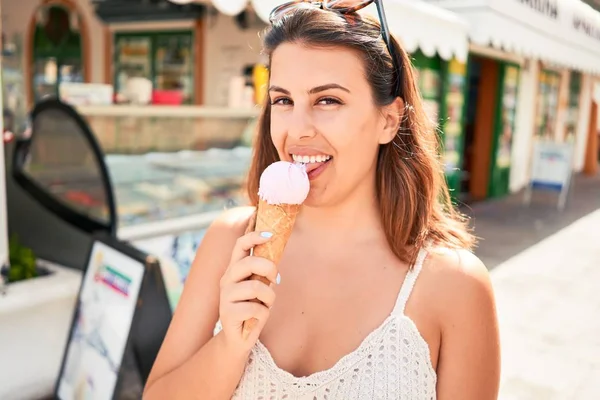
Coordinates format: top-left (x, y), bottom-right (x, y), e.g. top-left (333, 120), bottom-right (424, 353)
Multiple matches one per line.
top-left (423, 247), bottom-right (496, 323)
top-left (204, 206), bottom-right (257, 242)
top-left (188, 206), bottom-right (256, 279)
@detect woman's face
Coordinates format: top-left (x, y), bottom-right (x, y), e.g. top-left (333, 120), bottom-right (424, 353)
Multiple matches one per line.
top-left (269, 43), bottom-right (401, 207)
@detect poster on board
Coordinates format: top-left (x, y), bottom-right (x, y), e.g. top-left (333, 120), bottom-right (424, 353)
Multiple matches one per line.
top-left (56, 240), bottom-right (145, 400)
top-left (133, 227), bottom-right (208, 311)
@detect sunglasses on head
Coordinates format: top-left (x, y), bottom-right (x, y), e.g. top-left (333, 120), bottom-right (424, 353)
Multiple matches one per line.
top-left (269, 0), bottom-right (403, 98)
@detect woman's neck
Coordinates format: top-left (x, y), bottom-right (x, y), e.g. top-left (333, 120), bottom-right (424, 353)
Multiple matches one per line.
top-left (295, 183), bottom-right (383, 239)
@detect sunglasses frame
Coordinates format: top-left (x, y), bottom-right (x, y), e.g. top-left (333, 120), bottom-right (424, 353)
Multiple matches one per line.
top-left (269, 0), bottom-right (403, 98)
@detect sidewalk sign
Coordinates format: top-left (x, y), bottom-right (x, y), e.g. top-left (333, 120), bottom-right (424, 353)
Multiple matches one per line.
top-left (524, 140), bottom-right (574, 211)
top-left (55, 234), bottom-right (172, 400)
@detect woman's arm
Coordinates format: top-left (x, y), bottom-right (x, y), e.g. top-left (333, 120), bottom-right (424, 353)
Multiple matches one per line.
top-left (434, 250), bottom-right (501, 399)
top-left (143, 207), bottom-right (255, 399)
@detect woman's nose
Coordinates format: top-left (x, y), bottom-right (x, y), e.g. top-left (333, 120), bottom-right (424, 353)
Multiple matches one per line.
top-left (288, 108), bottom-right (316, 140)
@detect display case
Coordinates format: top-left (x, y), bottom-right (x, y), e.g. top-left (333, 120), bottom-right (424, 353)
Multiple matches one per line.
top-left (76, 105), bottom-right (259, 309)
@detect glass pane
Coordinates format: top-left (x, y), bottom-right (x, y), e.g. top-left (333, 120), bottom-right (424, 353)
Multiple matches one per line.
top-left (154, 33), bottom-right (193, 104)
top-left (33, 57), bottom-right (59, 102)
top-left (496, 65), bottom-right (520, 168)
top-left (23, 107), bottom-right (110, 224)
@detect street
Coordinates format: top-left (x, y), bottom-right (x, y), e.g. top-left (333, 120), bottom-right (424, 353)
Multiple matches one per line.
top-left (468, 174), bottom-right (600, 399)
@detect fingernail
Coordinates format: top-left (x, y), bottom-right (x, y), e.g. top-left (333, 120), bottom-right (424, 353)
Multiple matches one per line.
top-left (260, 231), bottom-right (273, 238)
top-left (276, 273), bottom-right (281, 285)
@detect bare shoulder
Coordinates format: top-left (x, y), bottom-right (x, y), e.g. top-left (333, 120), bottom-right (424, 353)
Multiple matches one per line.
top-left (187, 205), bottom-right (256, 288)
top-left (424, 247), bottom-right (496, 323)
top-left (424, 249), bottom-right (501, 398)
top-left (204, 205), bottom-right (256, 239)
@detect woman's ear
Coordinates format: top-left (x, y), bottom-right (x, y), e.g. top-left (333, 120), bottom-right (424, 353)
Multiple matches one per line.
top-left (378, 97), bottom-right (405, 145)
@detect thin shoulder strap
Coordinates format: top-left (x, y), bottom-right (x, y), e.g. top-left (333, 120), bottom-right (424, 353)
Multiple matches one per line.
top-left (392, 243), bottom-right (430, 316)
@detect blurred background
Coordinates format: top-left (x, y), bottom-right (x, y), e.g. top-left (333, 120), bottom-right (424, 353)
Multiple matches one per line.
top-left (0, 0), bottom-right (598, 399)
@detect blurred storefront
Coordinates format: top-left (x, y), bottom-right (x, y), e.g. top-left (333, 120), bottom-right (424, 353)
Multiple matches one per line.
top-left (362, 0), bottom-right (471, 196)
top-left (425, 0), bottom-right (600, 201)
top-left (1, 0), bottom-right (473, 310)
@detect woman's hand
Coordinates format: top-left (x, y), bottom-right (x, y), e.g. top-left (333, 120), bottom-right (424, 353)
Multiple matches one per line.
top-left (218, 231), bottom-right (278, 353)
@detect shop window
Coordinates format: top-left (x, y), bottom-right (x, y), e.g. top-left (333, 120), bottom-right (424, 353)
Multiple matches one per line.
top-left (565, 71), bottom-right (582, 140)
top-left (31, 4), bottom-right (85, 103)
top-left (411, 50), bottom-right (443, 124)
top-left (114, 31), bottom-right (194, 105)
top-left (535, 69), bottom-right (561, 139)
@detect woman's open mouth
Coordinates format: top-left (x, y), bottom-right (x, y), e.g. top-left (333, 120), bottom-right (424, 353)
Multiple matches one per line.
top-left (291, 153), bottom-right (333, 180)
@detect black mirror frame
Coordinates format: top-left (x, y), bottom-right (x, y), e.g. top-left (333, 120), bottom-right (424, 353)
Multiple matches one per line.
top-left (12, 98), bottom-right (117, 236)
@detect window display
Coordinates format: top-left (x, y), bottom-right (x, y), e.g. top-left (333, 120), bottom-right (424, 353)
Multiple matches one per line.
top-left (114, 31), bottom-right (194, 104)
top-left (443, 59), bottom-right (467, 174)
top-left (412, 51), bottom-right (443, 125)
top-left (565, 71), bottom-right (582, 140)
top-left (496, 65), bottom-right (520, 169)
top-left (535, 69), bottom-right (561, 138)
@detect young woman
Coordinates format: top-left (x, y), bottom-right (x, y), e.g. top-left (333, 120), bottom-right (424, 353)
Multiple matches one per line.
top-left (144, 1), bottom-right (500, 399)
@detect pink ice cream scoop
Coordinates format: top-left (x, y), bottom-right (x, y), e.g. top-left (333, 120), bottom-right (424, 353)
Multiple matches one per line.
top-left (258, 161), bottom-right (310, 205)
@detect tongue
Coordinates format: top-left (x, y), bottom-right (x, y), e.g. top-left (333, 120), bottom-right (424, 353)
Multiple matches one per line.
top-left (304, 159), bottom-right (330, 173)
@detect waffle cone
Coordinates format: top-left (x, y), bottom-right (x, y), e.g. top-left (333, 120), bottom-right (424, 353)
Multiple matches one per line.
top-left (242, 199), bottom-right (301, 338)
top-left (253, 199), bottom-right (300, 264)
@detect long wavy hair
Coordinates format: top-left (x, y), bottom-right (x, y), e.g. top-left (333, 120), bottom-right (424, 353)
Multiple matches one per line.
top-left (245, 6), bottom-right (475, 266)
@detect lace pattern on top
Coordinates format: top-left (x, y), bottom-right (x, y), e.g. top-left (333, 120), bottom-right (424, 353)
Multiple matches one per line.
top-left (216, 245), bottom-right (436, 399)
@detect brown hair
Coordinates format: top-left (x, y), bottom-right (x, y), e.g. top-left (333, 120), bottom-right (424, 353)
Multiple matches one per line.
top-left (246, 6), bottom-right (476, 266)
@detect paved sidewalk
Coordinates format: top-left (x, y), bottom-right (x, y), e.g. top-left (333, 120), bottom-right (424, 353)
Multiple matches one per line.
top-left (492, 209), bottom-right (600, 400)
top-left (465, 173), bottom-right (600, 269)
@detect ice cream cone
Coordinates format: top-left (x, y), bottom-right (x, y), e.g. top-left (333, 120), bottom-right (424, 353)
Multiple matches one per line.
top-left (240, 161), bottom-right (309, 339)
top-left (242, 199), bottom-right (301, 338)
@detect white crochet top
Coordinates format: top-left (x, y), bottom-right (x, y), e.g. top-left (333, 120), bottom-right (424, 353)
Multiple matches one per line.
top-left (215, 246), bottom-right (436, 399)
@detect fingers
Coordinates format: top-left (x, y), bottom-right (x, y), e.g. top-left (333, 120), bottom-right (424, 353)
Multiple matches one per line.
top-left (230, 231), bottom-right (273, 265)
top-left (225, 280), bottom-right (277, 308)
top-left (223, 256), bottom-right (278, 287)
top-left (235, 302), bottom-right (271, 324)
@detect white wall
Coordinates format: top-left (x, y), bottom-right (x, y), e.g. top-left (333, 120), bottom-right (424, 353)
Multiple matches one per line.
top-left (203, 12), bottom-right (266, 106)
top-left (509, 59), bottom-right (539, 193)
top-left (2, 0), bottom-right (106, 84)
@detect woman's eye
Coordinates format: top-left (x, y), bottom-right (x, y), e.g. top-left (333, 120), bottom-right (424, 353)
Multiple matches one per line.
top-left (271, 97), bottom-right (293, 106)
top-left (317, 97), bottom-right (342, 106)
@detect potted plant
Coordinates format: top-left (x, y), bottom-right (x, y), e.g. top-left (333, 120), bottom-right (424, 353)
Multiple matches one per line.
top-left (2, 234), bottom-right (42, 283)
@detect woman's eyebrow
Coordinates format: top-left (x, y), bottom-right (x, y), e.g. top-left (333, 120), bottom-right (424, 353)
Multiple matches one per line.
top-left (269, 83), bottom-right (351, 95)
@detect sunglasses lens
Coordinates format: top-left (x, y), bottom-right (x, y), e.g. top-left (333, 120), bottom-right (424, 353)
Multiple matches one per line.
top-left (323, 0), bottom-right (372, 10)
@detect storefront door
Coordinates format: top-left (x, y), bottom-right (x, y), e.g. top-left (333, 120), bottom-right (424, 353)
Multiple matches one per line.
top-left (459, 56), bottom-right (520, 201)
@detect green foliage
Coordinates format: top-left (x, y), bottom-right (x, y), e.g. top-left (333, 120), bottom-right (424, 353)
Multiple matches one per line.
top-left (7, 234), bottom-right (37, 283)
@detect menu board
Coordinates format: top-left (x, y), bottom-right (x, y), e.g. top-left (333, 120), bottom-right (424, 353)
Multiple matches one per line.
top-left (56, 241), bottom-right (145, 400)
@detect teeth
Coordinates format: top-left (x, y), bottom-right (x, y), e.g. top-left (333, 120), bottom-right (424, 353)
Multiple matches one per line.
top-left (292, 154), bottom-right (331, 163)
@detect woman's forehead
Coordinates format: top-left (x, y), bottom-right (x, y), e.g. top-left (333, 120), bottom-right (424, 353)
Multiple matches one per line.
top-left (270, 43), bottom-right (367, 88)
